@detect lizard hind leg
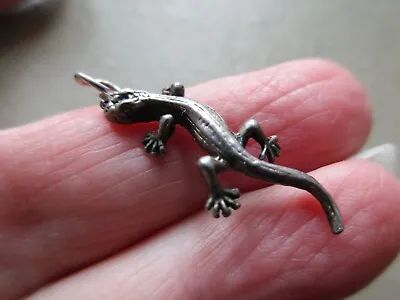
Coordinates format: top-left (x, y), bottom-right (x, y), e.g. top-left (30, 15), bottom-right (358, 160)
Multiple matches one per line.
top-left (236, 119), bottom-right (281, 163)
top-left (197, 156), bottom-right (241, 218)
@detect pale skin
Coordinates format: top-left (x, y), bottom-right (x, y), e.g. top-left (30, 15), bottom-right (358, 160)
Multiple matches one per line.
top-left (0, 59), bottom-right (399, 300)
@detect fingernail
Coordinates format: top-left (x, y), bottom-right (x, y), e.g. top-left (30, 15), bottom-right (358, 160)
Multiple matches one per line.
top-left (354, 143), bottom-right (400, 177)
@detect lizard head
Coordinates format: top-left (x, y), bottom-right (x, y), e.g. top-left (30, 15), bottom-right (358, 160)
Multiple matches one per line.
top-left (99, 90), bottom-right (147, 124)
top-left (74, 73), bottom-right (149, 124)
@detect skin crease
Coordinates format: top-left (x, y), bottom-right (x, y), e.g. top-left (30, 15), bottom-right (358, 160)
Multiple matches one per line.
top-left (0, 58), bottom-right (398, 299)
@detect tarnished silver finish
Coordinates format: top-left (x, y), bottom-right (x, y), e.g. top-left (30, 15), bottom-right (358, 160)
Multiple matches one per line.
top-left (75, 73), bottom-right (344, 235)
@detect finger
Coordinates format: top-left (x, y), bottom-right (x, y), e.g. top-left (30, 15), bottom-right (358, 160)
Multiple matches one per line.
top-left (0, 59), bottom-right (371, 298)
top-left (26, 160), bottom-right (400, 300)
top-left (0, 0), bottom-right (20, 10)
top-left (190, 59), bottom-right (371, 173)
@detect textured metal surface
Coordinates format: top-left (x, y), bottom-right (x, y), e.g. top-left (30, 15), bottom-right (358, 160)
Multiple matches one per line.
top-left (0, 0), bottom-right (399, 298)
top-left (75, 73), bottom-right (344, 234)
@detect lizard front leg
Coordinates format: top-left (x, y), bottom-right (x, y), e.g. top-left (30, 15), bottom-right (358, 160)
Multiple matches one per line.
top-left (236, 119), bottom-right (281, 163)
top-left (143, 114), bottom-right (175, 155)
top-left (198, 156), bottom-right (241, 218)
top-left (162, 82), bottom-right (185, 97)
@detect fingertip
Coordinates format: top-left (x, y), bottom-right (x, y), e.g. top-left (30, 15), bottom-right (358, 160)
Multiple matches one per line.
top-left (295, 58), bottom-right (373, 148)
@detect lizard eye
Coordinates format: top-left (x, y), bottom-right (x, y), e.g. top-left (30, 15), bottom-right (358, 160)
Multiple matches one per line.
top-left (99, 93), bottom-right (110, 109)
top-left (100, 100), bottom-right (107, 109)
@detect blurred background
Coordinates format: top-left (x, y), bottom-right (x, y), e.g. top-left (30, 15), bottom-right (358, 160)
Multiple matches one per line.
top-left (0, 0), bottom-right (398, 298)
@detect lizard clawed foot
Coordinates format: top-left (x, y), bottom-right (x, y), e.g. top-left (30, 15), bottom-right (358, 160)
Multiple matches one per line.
top-left (205, 188), bottom-right (241, 218)
top-left (259, 135), bottom-right (281, 163)
top-left (143, 131), bottom-right (167, 155)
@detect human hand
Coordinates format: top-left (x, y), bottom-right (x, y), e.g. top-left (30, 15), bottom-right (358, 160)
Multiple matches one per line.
top-left (1, 59), bottom-right (399, 300)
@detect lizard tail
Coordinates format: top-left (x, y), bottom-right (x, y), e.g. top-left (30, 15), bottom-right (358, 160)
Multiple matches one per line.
top-left (242, 158), bottom-right (344, 235)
